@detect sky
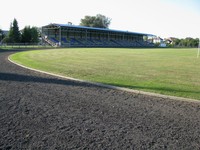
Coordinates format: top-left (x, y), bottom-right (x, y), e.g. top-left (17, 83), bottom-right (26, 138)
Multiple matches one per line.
top-left (0, 0), bottom-right (200, 38)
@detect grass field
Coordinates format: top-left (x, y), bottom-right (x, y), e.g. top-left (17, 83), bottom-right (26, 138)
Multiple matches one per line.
top-left (10, 48), bottom-right (200, 100)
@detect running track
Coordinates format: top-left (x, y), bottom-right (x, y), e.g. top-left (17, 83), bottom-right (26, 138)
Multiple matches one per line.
top-left (0, 50), bottom-right (200, 149)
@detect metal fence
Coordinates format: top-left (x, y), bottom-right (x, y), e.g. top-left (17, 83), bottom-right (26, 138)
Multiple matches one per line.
top-left (0, 43), bottom-right (52, 49)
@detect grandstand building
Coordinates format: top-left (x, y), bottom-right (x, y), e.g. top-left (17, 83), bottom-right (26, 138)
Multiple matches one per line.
top-left (41, 23), bottom-right (154, 47)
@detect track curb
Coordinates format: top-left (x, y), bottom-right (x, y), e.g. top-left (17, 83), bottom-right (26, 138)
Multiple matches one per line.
top-left (8, 55), bottom-right (200, 104)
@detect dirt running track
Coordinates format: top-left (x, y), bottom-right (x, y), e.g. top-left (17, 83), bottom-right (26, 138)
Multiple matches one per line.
top-left (0, 50), bottom-right (200, 150)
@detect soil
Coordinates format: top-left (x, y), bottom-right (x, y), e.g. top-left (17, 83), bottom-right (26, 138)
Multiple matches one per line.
top-left (0, 49), bottom-right (200, 149)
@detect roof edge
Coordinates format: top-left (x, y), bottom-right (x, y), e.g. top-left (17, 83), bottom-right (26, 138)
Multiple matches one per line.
top-left (42, 23), bottom-right (155, 36)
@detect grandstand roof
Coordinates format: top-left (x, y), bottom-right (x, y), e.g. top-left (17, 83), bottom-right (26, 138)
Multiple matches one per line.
top-left (42, 23), bottom-right (154, 37)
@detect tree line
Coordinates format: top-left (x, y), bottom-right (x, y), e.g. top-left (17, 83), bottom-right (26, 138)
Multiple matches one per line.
top-left (0, 18), bottom-right (39, 44)
top-left (80, 14), bottom-right (111, 28)
top-left (170, 38), bottom-right (199, 48)
top-left (1, 16), bottom-right (199, 47)
top-left (0, 15), bottom-right (110, 44)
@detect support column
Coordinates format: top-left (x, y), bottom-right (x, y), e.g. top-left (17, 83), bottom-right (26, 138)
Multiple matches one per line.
top-left (86, 30), bottom-right (87, 40)
top-left (59, 27), bottom-right (61, 47)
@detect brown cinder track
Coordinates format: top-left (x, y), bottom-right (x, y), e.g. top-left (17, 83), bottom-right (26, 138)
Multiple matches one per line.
top-left (0, 49), bottom-right (200, 149)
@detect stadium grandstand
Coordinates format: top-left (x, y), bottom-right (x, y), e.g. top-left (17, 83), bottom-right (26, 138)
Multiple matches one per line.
top-left (41, 23), bottom-right (154, 48)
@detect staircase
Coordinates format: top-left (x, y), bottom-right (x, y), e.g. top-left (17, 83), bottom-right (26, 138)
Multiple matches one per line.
top-left (41, 34), bottom-right (59, 47)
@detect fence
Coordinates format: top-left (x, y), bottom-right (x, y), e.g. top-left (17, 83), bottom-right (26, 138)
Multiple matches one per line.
top-left (0, 43), bottom-right (52, 49)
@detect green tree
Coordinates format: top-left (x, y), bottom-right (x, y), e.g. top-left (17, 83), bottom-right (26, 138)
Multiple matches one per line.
top-left (80, 14), bottom-right (111, 28)
top-left (21, 26), bottom-right (31, 43)
top-left (1, 37), bottom-right (10, 43)
top-left (30, 27), bottom-right (39, 43)
top-left (8, 23), bottom-right (14, 43)
top-left (21, 26), bottom-right (39, 43)
top-left (8, 18), bottom-right (21, 43)
top-left (174, 38), bottom-right (199, 48)
top-left (190, 38), bottom-right (199, 47)
top-left (174, 39), bottom-right (181, 47)
top-left (194, 38), bottom-right (199, 47)
top-left (0, 28), bottom-right (5, 42)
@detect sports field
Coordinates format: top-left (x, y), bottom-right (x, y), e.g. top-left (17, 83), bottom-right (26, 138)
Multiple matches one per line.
top-left (10, 48), bottom-right (200, 100)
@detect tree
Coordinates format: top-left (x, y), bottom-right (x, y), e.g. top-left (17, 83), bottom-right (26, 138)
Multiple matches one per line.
top-left (174, 39), bottom-right (181, 47)
top-left (8, 18), bottom-right (21, 43)
top-left (21, 26), bottom-right (39, 43)
top-left (13, 19), bottom-right (21, 42)
top-left (8, 23), bottom-right (14, 43)
top-left (80, 14), bottom-right (111, 28)
top-left (171, 38), bottom-right (199, 48)
top-left (21, 26), bottom-right (32, 43)
top-left (30, 27), bottom-right (39, 43)
top-left (0, 28), bottom-right (5, 42)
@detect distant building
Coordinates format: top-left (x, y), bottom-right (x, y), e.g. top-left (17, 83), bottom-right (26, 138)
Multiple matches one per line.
top-left (164, 37), bottom-right (178, 45)
top-left (153, 36), bottom-right (166, 47)
top-left (153, 36), bottom-right (163, 43)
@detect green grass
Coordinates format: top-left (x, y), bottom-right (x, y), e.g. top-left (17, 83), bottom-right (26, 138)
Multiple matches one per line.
top-left (10, 48), bottom-right (200, 100)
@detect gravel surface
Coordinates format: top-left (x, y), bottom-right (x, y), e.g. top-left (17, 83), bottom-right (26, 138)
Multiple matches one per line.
top-left (1, 49), bottom-right (200, 150)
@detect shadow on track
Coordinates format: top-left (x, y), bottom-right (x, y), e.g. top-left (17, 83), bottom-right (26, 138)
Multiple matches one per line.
top-left (1, 72), bottom-right (198, 97)
top-left (0, 49), bottom-right (24, 53)
top-left (0, 72), bottom-right (99, 88)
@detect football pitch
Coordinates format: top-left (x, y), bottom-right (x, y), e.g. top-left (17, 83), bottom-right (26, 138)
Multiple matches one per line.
top-left (10, 48), bottom-right (200, 100)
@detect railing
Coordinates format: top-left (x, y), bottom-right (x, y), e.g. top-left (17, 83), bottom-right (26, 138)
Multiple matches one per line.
top-left (0, 43), bottom-right (52, 49)
top-left (42, 36), bottom-right (58, 47)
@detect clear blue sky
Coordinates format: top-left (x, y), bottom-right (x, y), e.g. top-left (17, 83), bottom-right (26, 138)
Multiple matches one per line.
top-left (0, 0), bottom-right (199, 38)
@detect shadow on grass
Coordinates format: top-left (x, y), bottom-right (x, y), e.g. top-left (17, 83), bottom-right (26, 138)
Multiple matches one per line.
top-left (103, 83), bottom-right (200, 95)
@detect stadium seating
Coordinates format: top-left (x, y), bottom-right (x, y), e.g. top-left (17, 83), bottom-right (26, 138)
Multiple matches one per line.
top-left (50, 37), bottom-right (59, 43)
top-left (42, 24), bottom-right (155, 48)
top-left (47, 36), bottom-right (154, 48)
top-left (61, 37), bottom-right (68, 43)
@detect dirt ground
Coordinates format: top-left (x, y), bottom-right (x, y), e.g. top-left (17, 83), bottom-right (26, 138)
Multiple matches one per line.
top-left (0, 50), bottom-right (200, 149)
